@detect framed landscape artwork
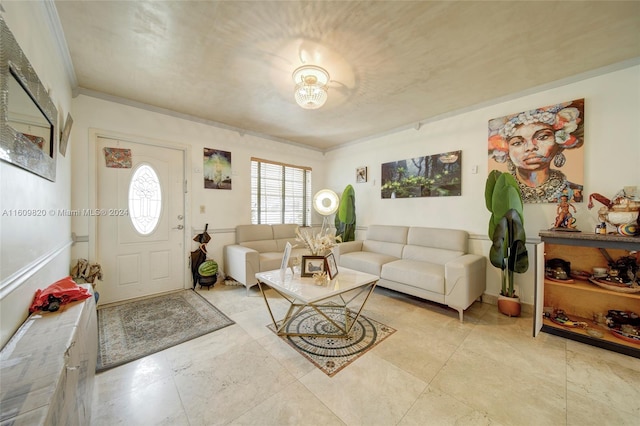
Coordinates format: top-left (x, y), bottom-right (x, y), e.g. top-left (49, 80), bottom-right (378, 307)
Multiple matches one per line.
top-left (381, 150), bottom-right (462, 198)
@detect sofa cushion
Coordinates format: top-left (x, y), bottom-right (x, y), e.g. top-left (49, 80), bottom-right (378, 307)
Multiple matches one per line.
top-left (340, 251), bottom-right (399, 276)
top-left (241, 240), bottom-right (278, 253)
top-left (381, 259), bottom-right (445, 294)
top-left (402, 244), bottom-right (465, 265)
top-left (367, 225), bottom-right (409, 244)
top-left (236, 224), bottom-right (273, 243)
top-left (272, 224), bottom-right (298, 239)
top-left (407, 227), bottom-right (468, 252)
top-left (363, 240), bottom-right (405, 258)
top-left (275, 238), bottom-right (299, 252)
top-left (259, 252), bottom-right (283, 271)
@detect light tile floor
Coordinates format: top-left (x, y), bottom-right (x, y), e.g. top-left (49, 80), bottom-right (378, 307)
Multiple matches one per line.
top-left (91, 283), bottom-right (640, 425)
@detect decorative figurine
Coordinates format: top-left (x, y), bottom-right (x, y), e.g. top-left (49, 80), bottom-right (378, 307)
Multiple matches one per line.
top-left (588, 188), bottom-right (640, 233)
top-left (553, 194), bottom-right (578, 230)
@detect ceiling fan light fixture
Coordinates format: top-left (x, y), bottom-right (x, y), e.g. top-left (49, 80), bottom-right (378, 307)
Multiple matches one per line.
top-left (292, 65), bottom-right (329, 110)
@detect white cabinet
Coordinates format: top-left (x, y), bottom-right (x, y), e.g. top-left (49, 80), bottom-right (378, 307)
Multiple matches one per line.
top-left (0, 286), bottom-right (98, 424)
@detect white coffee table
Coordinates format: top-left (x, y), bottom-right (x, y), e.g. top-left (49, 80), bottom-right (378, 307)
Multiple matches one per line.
top-left (255, 267), bottom-right (379, 338)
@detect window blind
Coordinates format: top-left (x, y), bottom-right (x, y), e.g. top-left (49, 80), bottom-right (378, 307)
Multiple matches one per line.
top-left (251, 158), bottom-right (311, 225)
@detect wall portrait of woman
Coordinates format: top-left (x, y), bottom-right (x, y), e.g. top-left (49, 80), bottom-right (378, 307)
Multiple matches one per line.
top-left (488, 99), bottom-right (585, 203)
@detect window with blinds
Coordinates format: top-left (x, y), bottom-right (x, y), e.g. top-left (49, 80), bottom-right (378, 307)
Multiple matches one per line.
top-left (251, 158), bottom-right (312, 225)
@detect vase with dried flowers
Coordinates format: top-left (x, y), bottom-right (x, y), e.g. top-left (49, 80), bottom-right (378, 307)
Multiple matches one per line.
top-left (295, 227), bottom-right (341, 256)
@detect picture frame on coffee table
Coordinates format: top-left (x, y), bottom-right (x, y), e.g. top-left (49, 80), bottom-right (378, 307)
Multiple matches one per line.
top-left (301, 256), bottom-right (325, 277)
top-left (325, 253), bottom-right (339, 279)
top-left (280, 242), bottom-right (292, 278)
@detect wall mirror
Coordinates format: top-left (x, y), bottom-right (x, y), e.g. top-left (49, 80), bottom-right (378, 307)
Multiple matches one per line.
top-left (1, 16), bottom-right (58, 181)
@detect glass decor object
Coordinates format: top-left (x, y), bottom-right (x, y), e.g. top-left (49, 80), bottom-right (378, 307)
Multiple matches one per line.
top-left (128, 164), bottom-right (162, 235)
top-left (292, 65), bottom-right (330, 109)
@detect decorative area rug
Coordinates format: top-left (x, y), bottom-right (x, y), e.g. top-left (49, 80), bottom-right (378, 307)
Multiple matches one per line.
top-left (97, 289), bottom-right (234, 372)
top-left (268, 306), bottom-right (396, 377)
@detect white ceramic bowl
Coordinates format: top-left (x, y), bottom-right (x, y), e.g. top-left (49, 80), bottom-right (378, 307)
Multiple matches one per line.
top-left (592, 267), bottom-right (608, 277)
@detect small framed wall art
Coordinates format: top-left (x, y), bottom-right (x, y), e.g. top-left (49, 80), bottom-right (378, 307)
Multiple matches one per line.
top-left (356, 166), bottom-right (367, 183)
top-left (59, 113), bottom-right (73, 157)
top-left (204, 148), bottom-right (232, 189)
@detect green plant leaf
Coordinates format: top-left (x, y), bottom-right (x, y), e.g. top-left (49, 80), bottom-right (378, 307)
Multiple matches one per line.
top-left (490, 209), bottom-right (529, 296)
top-left (491, 174), bottom-right (523, 222)
top-left (509, 239), bottom-right (529, 274)
top-left (335, 184), bottom-right (356, 242)
top-left (338, 184), bottom-right (355, 225)
top-left (484, 170), bottom-right (501, 212)
top-left (489, 215), bottom-right (508, 270)
top-left (487, 173), bottom-right (525, 238)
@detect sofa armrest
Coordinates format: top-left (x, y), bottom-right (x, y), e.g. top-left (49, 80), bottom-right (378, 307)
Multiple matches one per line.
top-left (223, 244), bottom-right (260, 289)
top-left (444, 254), bottom-right (486, 311)
top-left (334, 240), bottom-right (363, 263)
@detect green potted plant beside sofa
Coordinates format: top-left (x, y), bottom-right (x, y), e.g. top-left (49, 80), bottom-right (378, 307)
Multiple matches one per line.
top-left (335, 184), bottom-right (356, 242)
top-left (485, 170), bottom-right (529, 316)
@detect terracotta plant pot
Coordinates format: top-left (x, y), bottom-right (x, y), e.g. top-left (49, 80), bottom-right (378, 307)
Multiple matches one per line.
top-left (497, 294), bottom-right (521, 317)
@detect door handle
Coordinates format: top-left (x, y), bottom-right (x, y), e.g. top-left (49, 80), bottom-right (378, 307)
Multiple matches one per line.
top-left (173, 224), bottom-right (184, 230)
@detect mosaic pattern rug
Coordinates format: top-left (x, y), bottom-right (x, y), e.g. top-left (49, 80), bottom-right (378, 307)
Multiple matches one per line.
top-left (97, 289), bottom-right (234, 371)
top-left (268, 306), bottom-right (396, 377)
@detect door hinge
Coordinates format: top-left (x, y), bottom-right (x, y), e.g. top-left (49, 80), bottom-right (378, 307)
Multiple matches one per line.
top-left (184, 180), bottom-right (188, 193)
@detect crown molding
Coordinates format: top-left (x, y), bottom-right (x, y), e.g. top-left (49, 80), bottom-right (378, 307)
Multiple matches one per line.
top-left (76, 87), bottom-right (324, 153)
top-left (42, 0), bottom-right (78, 92)
top-left (328, 57), bottom-right (640, 152)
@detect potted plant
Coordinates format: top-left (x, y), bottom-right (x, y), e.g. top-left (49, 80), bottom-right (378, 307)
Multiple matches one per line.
top-left (335, 184), bottom-right (356, 242)
top-left (485, 170), bottom-right (529, 316)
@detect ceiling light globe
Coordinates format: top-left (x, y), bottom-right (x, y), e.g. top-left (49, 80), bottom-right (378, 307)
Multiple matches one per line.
top-left (294, 83), bottom-right (328, 109)
top-left (292, 65), bottom-right (330, 109)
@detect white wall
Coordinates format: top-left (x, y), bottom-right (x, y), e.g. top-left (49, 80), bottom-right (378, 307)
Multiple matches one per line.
top-left (0, 3), bottom-right (74, 346)
top-left (69, 95), bottom-right (328, 291)
top-left (324, 65), bottom-right (640, 305)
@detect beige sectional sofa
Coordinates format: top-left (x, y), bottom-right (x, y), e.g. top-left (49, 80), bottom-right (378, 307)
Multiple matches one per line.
top-left (223, 224), bottom-right (316, 293)
top-left (334, 225), bottom-right (486, 321)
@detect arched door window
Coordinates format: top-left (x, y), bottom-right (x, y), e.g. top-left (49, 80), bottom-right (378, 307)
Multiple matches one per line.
top-left (128, 163), bottom-right (162, 235)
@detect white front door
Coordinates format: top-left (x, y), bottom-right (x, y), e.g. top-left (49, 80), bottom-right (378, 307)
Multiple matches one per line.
top-left (97, 136), bottom-right (185, 304)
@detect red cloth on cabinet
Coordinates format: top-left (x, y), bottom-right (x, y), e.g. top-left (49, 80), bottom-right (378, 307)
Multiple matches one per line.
top-left (29, 276), bottom-right (92, 313)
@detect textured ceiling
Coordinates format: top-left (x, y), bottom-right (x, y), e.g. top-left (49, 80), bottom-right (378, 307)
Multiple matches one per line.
top-left (54, 1), bottom-right (640, 151)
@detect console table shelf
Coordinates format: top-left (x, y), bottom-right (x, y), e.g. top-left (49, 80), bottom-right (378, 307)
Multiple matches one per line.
top-left (535, 230), bottom-right (640, 359)
top-left (541, 317), bottom-right (638, 357)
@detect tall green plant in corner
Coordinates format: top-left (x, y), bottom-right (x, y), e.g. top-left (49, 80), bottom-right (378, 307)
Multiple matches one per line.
top-left (485, 170), bottom-right (529, 308)
top-left (335, 184), bottom-right (356, 242)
